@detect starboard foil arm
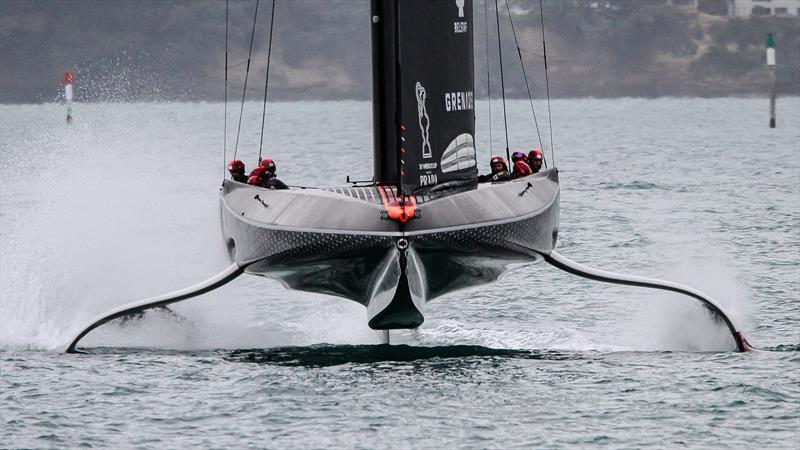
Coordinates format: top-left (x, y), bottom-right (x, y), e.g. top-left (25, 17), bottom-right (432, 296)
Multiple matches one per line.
top-left (60, 263), bottom-right (246, 353)
top-left (542, 250), bottom-right (752, 352)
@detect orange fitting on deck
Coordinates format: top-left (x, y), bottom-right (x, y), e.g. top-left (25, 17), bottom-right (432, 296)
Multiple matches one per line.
top-left (387, 197), bottom-right (416, 223)
top-left (378, 187), bottom-right (417, 223)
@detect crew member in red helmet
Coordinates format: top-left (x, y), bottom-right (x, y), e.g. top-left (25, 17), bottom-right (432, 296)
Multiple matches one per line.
top-left (510, 151), bottom-right (532, 178)
top-left (478, 155), bottom-right (512, 182)
top-left (512, 160), bottom-right (532, 178)
top-left (247, 157), bottom-right (289, 190)
top-left (247, 166), bottom-right (267, 187)
top-left (259, 158), bottom-right (276, 175)
top-left (228, 159), bottom-right (248, 183)
top-left (527, 149), bottom-right (544, 174)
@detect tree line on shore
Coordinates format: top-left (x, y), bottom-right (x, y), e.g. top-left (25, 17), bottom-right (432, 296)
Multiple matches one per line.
top-left (1, 0), bottom-right (797, 103)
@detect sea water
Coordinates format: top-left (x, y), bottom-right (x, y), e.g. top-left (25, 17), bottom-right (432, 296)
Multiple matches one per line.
top-left (1, 99), bottom-right (798, 448)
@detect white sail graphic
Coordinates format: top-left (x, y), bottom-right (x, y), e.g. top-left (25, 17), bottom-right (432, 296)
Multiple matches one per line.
top-left (440, 133), bottom-right (476, 173)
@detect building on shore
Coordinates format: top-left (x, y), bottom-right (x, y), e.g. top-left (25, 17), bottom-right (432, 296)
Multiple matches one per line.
top-left (727, 0), bottom-right (800, 17)
top-left (580, 0), bottom-right (798, 17)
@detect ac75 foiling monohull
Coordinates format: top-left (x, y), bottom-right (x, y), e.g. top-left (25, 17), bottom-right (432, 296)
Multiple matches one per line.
top-left (62, 0), bottom-right (751, 353)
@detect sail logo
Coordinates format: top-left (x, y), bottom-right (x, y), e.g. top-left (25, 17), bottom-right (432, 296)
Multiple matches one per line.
top-left (416, 82), bottom-right (432, 159)
top-left (445, 91), bottom-right (474, 111)
top-left (420, 173), bottom-right (438, 187)
top-left (454, 0), bottom-right (467, 33)
top-left (440, 133), bottom-right (476, 174)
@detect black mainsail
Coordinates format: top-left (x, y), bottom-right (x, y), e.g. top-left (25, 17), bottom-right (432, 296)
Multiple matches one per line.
top-left (372, 0), bottom-right (477, 194)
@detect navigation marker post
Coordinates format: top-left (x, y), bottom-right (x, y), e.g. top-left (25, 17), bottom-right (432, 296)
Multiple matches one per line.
top-left (766, 34), bottom-right (776, 129)
top-left (63, 71), bottom-right (74, 125)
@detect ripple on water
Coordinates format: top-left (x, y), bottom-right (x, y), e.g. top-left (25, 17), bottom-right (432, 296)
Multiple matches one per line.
top-left (1, 99), bottom-right (798, 448)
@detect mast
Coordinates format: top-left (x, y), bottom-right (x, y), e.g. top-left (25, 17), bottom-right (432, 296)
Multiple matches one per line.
top-left (371, 0), bottom-right (400, 185)
top-left (370, 0), bottom-right (477, 194)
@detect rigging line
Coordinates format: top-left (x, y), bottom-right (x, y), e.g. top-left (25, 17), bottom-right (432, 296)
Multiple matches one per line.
top-left (223, 0), bottom-right (229, 177)
top-left (233, 0), bottom-right (260, 162)
top-left (483, 0), bottom-right (493, 159)
top-left (539, 0), bottom-right (555, 166)
top-left (494, 0), bottom-right (510, 163)
top-left (258, 0), bottom-right (276, 163)
top-left (504, 0), bottom-right (545, 165)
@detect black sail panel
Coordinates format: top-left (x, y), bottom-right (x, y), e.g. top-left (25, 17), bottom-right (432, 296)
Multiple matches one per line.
top-left (397, 0), bottom-right (476, 194)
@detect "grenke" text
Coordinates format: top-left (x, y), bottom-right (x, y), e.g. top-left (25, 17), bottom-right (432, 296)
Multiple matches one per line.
top-left (445, 91), bottom-right (474, 112)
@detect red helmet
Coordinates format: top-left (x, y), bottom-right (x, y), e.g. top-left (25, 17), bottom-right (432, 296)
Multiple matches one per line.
top-left (490, 155), bottom-right (507, 173)
top-left (513, 161), bottom-right (532, 176)
top-left (511, 151), bottom-right (526, 163)
top-left (528, 149), bottom-right (543, 162)
top-left (228, 159), bottom-right (245, 174)
top-left (259, 158), bottom-right (276, 174)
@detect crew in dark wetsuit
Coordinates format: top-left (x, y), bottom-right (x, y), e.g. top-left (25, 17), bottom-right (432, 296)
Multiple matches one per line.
top-left (228, 159), bottom-right (248, 182)
top-left (262, 172), bottom-right (289, 190)
top-left (527, 149), bottom-right (543, 174)
top-left (478, 155), bottom-right (512, 183)
top-left (247, 158), bottom-right (289, 189)
top-left (258, 158), bottom-right (289, 190)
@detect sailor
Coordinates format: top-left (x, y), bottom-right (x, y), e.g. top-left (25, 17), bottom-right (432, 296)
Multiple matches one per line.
top-left (246, 158), bottom-right (289, 189)
top-left (258, 157), bottom-right (289, 190)
top-left (511, 151), bottom-right (527, 165)
top-left (512, 160), bottom-right (532, 178)
top-left (478, 155), bottom-right (512, 182)
top-left (527, 149), bottom-right (544, 174)
top-left (259, 158), bottom-right (277, 175)
top-left (262, 171), bottom-right (289, 190)
top-left (510, 151), bottom-right (532, 178)
top-left (228, 159), bottom-right (248, 182)
top-left (528, 149), bottom-right (544, 173)
top-left (247, 166), bottom-right (267, 187)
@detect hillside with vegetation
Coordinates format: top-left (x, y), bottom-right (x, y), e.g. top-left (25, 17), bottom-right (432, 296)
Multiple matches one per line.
top-left (0, 0), bottom-right (797, 102)
top-left (527, 1), bottom-right (800, 98)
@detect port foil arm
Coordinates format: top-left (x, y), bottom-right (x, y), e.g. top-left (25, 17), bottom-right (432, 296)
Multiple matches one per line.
top-left (543, 250), bottom-right (752, 352)
top-left (60, 263), bottom-right (246, 353)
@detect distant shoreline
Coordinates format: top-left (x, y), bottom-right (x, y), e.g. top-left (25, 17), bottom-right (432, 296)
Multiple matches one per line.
top-left (5, 95), bottom-right (800, 106)
top-left (2, 3), bottom-right (798, 104)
